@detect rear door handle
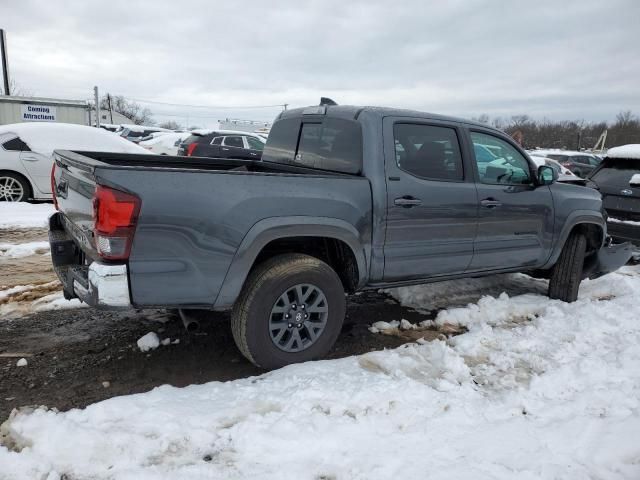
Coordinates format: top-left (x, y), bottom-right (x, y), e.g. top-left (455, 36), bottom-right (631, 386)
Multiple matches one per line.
top-left (480, 198), bottom-right (502, 208)
top-left (222, 147), bottom-right (230, 151)
top-left (394, 196), bottom-right (422, 207)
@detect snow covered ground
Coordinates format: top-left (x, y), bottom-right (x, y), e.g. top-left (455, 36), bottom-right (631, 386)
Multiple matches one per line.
top-left (0, 203), bottom-right (55, 229)
top-left (2, 266), bottom-right (639, 480)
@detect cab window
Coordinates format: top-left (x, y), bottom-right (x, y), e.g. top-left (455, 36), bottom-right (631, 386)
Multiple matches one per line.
top-left (393, 123), bottom-right (463, 181)
top-left (471, 132), bottom-right (532, 185)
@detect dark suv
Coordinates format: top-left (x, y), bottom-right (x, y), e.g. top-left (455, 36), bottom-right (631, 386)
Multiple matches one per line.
top-left (177, 130), bottom-right (266, 160)
top-left (588, 148), bottom-right (640, 245)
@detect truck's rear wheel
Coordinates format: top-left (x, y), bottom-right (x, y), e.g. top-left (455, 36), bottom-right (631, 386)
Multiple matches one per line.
top-left (231, 254), bottom-right (346, 369)
top-left (548, 231), bottom-right (587, 302)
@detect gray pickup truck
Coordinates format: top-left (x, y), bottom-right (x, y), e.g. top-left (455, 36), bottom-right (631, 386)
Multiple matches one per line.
top-left (49, 103), bottom-right (632, 369)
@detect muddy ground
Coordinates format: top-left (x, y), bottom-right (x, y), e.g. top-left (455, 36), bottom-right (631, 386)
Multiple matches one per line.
top-left (1, 227), bottom-right (449, 420)
top-left (0, 293), bottom-right (438, 421)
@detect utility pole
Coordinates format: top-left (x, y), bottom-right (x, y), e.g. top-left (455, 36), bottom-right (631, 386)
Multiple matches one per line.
top-left (0, 29), bottom-right (10, 96)
top-left (283, 103), bottom-right (288, 111)
top-left (107, 93), bottom-right (114, 123)
top-left (94, 86), bottom-right (100, 128)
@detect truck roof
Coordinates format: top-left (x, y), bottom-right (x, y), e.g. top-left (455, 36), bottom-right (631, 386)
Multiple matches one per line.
top-left (278, 104), bottom-right (494, 131)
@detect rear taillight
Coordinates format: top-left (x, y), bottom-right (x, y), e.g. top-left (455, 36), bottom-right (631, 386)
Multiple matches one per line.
top-left (186, 143), bottom-right (197, 156)
top-left (92, 185), bottom-right (141, 260)
top-left (51, 162), bottom-right (59, 210)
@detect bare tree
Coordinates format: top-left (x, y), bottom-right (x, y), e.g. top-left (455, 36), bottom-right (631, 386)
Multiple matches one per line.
top-left (98, 95), bottom-right (154, 125)
top-left (0, 78), bottom-right (34, 96)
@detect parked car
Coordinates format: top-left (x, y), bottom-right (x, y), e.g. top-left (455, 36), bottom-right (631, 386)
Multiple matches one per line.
top-left (119, 125), bottom-right (172, 143)
top-left (49, 103), bottom-right (632, 369)
top-left (529, 156), bottom-right (585, 185)
top-left (177, 130), bottom-right (266, 160)
top-left (529, 150), bottom-right (601, 178)
top-left (139, 132), bottom-right (192, 155)
top-left (0, 123), bottom-right (149, 202)
top-left (587, 144), bottom-right (640, 245)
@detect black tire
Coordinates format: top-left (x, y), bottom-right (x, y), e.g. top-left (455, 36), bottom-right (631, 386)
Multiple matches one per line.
top-left (0, 172), bottom-right (31, 202)
top-left (548, 232), bottom-right (587, 302)
top-left (231, 253), bottom-right (346, 369)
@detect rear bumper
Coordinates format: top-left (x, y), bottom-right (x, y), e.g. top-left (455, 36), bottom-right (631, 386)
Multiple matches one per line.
top-left (49, 212), bottom-right (132, 308)
top-left (583, 239), bottom-right (634, 280)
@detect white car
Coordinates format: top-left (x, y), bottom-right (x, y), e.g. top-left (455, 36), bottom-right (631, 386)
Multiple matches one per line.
top-left (0, 123), bottom-right (149, 202)
top-left (138, 132), bottom-right (192, 155)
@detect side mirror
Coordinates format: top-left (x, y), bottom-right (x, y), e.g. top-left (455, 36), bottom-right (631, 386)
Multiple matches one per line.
top-left (630, 174), bottom-right (640, 187)
top-left (538, 165), bottom-right (557, 185)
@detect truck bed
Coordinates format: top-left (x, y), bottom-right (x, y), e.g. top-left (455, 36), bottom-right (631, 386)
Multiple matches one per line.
top-left (55, 150), bottom-right (354, 176)
top-left (52, 150), bottom-right (372, 310)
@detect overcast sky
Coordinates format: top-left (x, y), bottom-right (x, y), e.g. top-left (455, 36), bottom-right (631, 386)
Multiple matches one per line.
top-left (2, 0), bottom-right (639, 127)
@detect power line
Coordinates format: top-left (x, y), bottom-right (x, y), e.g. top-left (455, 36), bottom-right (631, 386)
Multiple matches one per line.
top-left (119, 95), bottom-right (287, 110)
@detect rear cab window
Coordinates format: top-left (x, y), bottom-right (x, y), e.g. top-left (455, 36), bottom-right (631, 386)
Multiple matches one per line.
top-left (262, 116), bottom-right (362, 174)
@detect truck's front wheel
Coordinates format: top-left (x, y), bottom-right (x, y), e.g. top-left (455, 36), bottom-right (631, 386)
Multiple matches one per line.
top-left (548, 231), bottom-right (587, 302)
top-left (231, 254), bottom-right (346, 369)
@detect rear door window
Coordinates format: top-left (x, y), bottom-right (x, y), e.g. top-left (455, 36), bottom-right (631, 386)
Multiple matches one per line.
top-left (223, 136), bottom-right (244, 148)
top-left (246, 136), bottom-right (265, 151)
top-left (211, 136), bottom-right (223, 145)
top-left (394, 123), bottom-right (463, 181)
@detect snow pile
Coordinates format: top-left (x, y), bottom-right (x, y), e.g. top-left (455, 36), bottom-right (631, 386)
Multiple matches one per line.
top-left (0, 241), bottom-right (50, 259)
top-left (631, 173), bottom-right (640, 185)
top-left (0, 203), bottom-right (55, 229)
top-left (606, 144), bottom-right (640, 159)
top-left (0, 123), bottom-right (150, 157)
top-left (136, 332), bottom-right (160, 352)
top-left (2, 266), bottom-right (640, 479)
top-left (15, 358), bottom-right (27, 367)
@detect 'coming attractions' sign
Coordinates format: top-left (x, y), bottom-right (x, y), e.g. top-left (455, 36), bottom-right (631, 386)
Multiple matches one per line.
top-left (21, 104), bottom-right (57, 122)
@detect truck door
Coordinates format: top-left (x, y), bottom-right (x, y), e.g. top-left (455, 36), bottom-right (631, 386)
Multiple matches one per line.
top-left (466, 129), bottom-right (553, 271)
top-left (382, 119), bottom-right (478, 281)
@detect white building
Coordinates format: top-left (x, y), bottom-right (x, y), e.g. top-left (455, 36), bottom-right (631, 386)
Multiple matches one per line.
top-left (0, 95), bottom-right (89, 126)
top-left (219, 118), bottom-right (272, 134)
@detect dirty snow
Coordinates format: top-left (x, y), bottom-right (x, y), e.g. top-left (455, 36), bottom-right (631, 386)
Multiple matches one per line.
top-left (0, 241), bottom-right (50, 259)
top-left (609, 217), bottom-right (640, 227)
top-left (0, 203), bottom-right (55, 229)
top-left (0, 287), bottom-right (85, 319)
top-left (137, 332), bottom-right (160, 352)
top-left (606, 144), bottom-right (640, 159)
top-left (2, 266), bottom-right (640, 479)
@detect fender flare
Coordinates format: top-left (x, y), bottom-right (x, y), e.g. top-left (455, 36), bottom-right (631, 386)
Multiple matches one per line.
top-left (541, 210), bottom-right (606, 269)
top-left (213, 216), bottom-right (369, 309)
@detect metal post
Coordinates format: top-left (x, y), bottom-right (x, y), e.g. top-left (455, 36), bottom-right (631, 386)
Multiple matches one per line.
top-left (94, 86), bottom-right (100, 128)
top-left (0, 29), bottom-right (11, 96)
top-left (107, 93), bottom-right (114, 123)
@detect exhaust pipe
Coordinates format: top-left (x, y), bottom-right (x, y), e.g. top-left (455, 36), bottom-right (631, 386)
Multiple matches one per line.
top-left (179, 309), bottom-right (200, 333)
